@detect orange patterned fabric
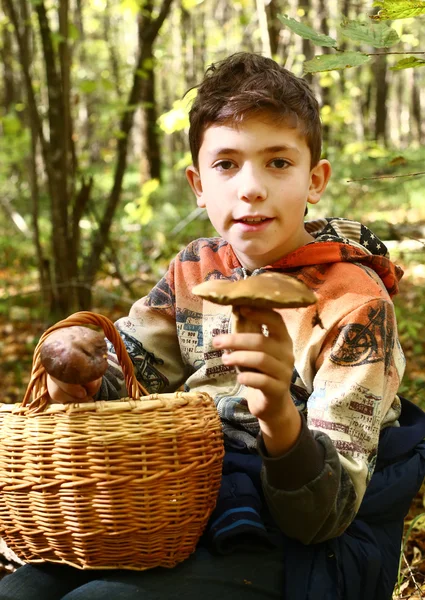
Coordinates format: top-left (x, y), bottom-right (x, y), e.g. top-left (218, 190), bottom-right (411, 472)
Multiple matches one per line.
top-left (107, 219), bottom-right (405, 538)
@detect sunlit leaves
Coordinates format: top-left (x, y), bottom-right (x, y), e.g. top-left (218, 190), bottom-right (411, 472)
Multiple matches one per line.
top-left (391, 56), bottom-right (425, 69)
top-left (372, 0), bottom-right (425, 20)
top-left (340, 19), bottom-right (400, 47)
top-left (158, 88), bottom-right (197, 134)
top-left (182, 0), bottom-right (204, 10)
top-left (278, 15), bottom-right (337, 47)
top-left (124, 179), bottom-right (158, 225)
top-left (79, 80), bottom-right (97, 94)
top-left (304, 52), bottom-right (370, 73)
top-left (118, 0), bottom-right (142, 16)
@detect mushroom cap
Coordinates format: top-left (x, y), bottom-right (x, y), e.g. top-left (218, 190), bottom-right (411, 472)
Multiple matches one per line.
top-left (192, 272), bottom-right (316, 309)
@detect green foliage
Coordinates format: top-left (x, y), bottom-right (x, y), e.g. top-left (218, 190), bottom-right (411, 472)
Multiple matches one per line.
top-left (339, 19), bottom-right (400, 47)
top-left (182, 0), bottom-right (204, 9)
top-left (124, 179), bottom-right (157, 226)
top-left (278, 15), bottom-right (337, 47)
top-left (372, 0), bottom-right (425, 21)
top-left (391, 56), bottom-right (425, 70)
top-left (304, 52), bottom-right (370, 73)
top-left (279, 11), bottom-right (424, 72)
top-left (158, 89), bottom-right (197, 135)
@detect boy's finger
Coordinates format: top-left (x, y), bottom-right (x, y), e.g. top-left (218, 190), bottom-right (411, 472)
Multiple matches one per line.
top-left (222, 350), bottom-right (290, 379)
top-left (213, 333), bottom-right (292, 360)
top-left (83, 378), bottom-right (103, 398)
top-left (237, 308), bottom-right (290, 341)
top-left (47, 375), bottom-right (88, 402)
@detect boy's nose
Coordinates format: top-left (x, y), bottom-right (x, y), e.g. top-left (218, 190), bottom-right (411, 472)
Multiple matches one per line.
top-left (237, 168), bottom-right (267, 203)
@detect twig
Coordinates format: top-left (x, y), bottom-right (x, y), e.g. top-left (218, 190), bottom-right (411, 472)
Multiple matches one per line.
top-left (401, 550), bottom-right (423, 599)
top-left (0, 282), bottom-right (136, 306)
top-left (347, 171), bottom-right (425, 182)
top-left (367, 51), bottom-right (425, 56)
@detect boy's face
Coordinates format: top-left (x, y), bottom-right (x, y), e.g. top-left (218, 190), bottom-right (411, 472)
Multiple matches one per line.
top-left (186, 116), bottom-right (331, 271)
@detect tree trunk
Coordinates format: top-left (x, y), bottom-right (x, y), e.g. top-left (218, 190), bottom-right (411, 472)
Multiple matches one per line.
top-left (374, 55), bottom-right (388, 145)
top-left (298, 0), bottom-right (314, 84)
top-left (141, 61), bottom-right (161, 181)
top-left (317, 0), bottom-right (330, 150)
top-left (265, 0), bottom-right (281, 58)
top-left (1, 0), bottom-right (17, 110)
top-left (411, 69), bottom-right (423, 144)
top-left (256, 0), bottom-right (272, 57)
top-left (79, 0), bottom-right (174, 310)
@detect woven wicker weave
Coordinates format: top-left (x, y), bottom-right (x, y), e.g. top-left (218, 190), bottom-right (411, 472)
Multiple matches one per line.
top-left (0, 312), bottom-right (224, 570)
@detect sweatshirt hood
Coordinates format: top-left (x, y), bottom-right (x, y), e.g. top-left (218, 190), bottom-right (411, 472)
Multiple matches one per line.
top-left (226, 218), bottom-right (403, 297)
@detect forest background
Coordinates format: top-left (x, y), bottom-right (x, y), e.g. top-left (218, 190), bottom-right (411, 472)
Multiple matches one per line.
top-left (0, 0), bottom-right (424, 596)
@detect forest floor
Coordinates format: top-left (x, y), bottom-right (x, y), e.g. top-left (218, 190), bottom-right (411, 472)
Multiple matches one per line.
top-left (0, 253), bottom-right (424, 596)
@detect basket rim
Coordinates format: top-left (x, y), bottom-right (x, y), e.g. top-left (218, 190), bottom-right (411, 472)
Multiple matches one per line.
top-left (0, 392), bottom-right (215, 416)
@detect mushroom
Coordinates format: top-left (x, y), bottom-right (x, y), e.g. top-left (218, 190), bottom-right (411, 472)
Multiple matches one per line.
top-left (40, 326), bottom-right (108, 385)
top-left (192, 272), bottom-right (317, 338)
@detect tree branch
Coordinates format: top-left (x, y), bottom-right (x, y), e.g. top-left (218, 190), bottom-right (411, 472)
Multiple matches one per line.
top-left (347, 171), bottom-right (425, 182)
top-left (81, 0), bottom-right (174, 299)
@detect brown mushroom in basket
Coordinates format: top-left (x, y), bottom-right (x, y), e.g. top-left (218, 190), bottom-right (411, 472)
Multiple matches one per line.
top-left (40, 326), bottom-right (108, 385)
top-left (192, 272), bottom-right (317, 336)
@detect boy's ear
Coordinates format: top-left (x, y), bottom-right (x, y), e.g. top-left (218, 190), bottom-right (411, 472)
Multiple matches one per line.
top-left (307, 159), bottom-right (332, 205)
top-left (186, 165), bottom-right (205, 208)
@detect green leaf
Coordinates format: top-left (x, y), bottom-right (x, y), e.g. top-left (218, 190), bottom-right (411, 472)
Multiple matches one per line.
top-left (304, 52), bottom-right (370, 73)
top-left (158, 89), bottom-right (197, 134)
top-left (278, 15), bottom-right (337, 47)
top-left (118, 0), bottom-right (141, 16)
top-left (390, 56), bottom-right (425, 70)
top-left (182, 0), bottom-right (204, 9)
top-left (1, 114), bottom-right (23, 135)
top-left (372, 0), bottom-right (425, 20)
top-left (340, 19), bottom-right (400, 48)
top-left (68, 23), bottom-right (80, 42)
top-left (79, 80), bottom-right (97, 94)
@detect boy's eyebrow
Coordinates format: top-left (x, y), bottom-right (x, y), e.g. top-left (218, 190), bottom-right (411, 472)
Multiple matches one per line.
top-left (209, 145), bottom-right (301, 156)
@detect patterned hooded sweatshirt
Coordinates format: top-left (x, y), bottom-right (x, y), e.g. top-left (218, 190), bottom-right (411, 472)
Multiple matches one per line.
top-left (100, 218), bottom-right (405, 545)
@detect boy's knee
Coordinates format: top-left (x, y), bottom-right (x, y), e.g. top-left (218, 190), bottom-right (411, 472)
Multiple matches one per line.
top-left (62, 581), bottom-right (145, 600)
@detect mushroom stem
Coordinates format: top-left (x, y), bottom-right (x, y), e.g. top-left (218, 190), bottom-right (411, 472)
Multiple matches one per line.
top-left (231, 306), bottom-right (262, 335)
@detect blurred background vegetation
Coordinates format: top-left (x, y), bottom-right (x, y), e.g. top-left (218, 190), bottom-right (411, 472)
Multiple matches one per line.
top-left (0, 0), bottom-right (423, 408)
top-left (0, 0), bottom-right (424, 593)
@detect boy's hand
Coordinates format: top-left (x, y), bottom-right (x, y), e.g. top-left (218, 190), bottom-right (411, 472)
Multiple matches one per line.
top-left (212, 307), bottom-right (301, 456)
top-left (46, 374), bottom-right (102, 404)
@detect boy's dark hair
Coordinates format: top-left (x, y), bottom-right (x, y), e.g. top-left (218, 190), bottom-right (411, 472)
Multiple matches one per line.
top-left (188, 52), bottom-right (322, 169)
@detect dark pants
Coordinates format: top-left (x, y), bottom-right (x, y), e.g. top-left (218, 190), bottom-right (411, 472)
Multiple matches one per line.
top-left (0, 547), bottom-right (284, 600)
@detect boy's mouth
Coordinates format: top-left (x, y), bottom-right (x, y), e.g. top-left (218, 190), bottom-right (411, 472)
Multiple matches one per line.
top-left (235, 216), bottom-right (271, 224)
top-left (233, 216), bottom-right (273, 231)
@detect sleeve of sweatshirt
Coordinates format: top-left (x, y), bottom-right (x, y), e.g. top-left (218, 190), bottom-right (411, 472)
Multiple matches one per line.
top-left (258, 297), bottom-right (404, 544)
top-left (98, 259), bottom-right (192, 399)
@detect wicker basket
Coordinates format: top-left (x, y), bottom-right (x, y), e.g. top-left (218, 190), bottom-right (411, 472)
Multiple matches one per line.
top-left (0, 312), bottom-right (224, 570)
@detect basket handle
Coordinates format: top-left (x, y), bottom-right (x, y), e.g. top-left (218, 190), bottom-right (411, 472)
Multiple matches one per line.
top-left (22, 311), bottom-right (149, 414)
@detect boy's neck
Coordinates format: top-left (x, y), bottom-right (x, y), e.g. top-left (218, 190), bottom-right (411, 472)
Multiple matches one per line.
top-left (233, 230), bottom-right (315, 272)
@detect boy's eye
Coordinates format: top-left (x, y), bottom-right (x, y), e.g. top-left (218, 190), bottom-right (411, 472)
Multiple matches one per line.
top-left (214, 160), bottom-right (235, 171)
top-left (269, 158), bottom-right (289, 169)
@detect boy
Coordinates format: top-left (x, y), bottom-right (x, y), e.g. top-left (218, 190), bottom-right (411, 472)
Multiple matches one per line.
top-left (1, 52), bottom-right (425, 600)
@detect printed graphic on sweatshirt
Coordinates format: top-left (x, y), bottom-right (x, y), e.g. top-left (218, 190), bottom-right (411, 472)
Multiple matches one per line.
top-left (290, 368), bottom-right (309, 414)
top-left (176, 308), bottom-right (204, 365)
top-left (115, 330), bottom-right (169, 393)
top-left (145, 275), bottom-right (175, 308)
top-left (309, 381), bottom-right (381, 459)
top-left (297, 264), bottom-right (328, 292)
top-left (330, 302), bottom-right (394, 372)
top-left (179, 238), bottom-right (228, 262)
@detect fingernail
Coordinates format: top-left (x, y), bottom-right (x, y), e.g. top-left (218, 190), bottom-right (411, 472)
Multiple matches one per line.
top-left (76, 389), bottom-right (87, 399)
